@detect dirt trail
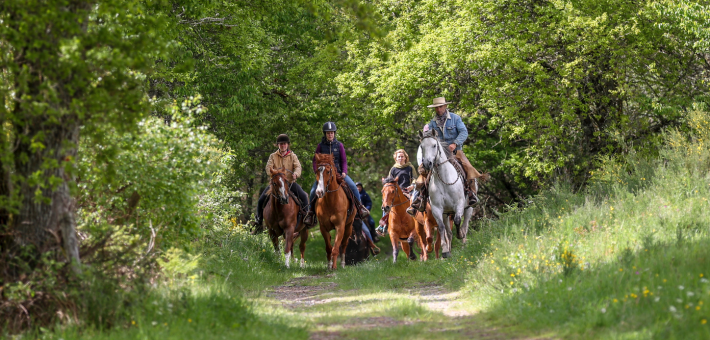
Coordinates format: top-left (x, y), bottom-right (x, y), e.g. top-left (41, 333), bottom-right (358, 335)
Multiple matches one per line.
top-left (267, 276), bottom-right (554, 340)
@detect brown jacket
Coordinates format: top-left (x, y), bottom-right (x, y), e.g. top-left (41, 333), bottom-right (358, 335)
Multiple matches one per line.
top-left (265, 150), bottom-right (302, 183)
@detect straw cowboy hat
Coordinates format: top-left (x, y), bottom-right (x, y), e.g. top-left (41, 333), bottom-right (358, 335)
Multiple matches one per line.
top-left (427, 97), bottom-right (452, 108)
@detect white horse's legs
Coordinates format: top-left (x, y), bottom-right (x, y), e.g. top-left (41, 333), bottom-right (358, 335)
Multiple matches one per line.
top-left (459, 207), bottom-right (473, 242)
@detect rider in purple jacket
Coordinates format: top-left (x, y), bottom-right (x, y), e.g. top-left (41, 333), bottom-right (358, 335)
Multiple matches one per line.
top-left (303, 121), bottom-right (370, 226)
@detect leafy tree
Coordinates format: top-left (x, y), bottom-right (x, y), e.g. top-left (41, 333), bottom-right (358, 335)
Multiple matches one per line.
top-left (0, 0), bottom-right (171, 270)
top-left (329, 0), bottom-right (710, 202)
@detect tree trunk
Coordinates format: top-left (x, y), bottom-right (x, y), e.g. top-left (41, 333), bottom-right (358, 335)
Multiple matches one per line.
top-left (11, 118), bottom-right (81, 271)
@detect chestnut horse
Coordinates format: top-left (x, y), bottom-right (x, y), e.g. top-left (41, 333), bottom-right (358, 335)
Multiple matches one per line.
top-left (314, 154), bottom-right (355, 270)
top-left (381, 177), bottom-right (429, 263)
top-left (414, 202), bottom-right (443, 259)
top-left (263, 168), bottom-right (308, 268)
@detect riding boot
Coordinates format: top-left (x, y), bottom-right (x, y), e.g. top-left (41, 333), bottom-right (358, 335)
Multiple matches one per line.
top-left (466, 180), bottom-right (478, 206)
top-left (357, 202), bottom-right (370, 219)
top-left (411, 191), bottom-right (427, 212)
top-left (303, 198), bottom-right (318, 227)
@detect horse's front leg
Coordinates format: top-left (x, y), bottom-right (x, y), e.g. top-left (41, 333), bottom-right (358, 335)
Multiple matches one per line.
top-left (390, 229), bottom-right (400, 264)
top-left (268, 226), bottom-right (281, 254)
top-left (320, 224), bottom-right (333, 269)
top-left (430, 204), bottom-right (451, 258)
top-left (331, 221), bottom-right (346, 270)
top-left (298, 227), bottom-right (309, 268)
top-left (454, 201), bottom-right (466, 240)
top-left (283, 220), bottom-right (295, 269)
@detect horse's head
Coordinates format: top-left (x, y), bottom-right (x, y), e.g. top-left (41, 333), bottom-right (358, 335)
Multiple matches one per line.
top-left (314, 153), bottom-right (337, 198)
top-left (269, 168), bottom-right (289, 205)
top-left (418, 129), bottom-right (440, 171)
top-left (380, 176), bottom-right (401, 214)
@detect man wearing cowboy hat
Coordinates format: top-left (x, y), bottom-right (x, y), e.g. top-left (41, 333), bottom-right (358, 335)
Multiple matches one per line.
top-left (250, 134), bottom-right (308, 234)
top-left (425, 97), bottom-right (482, 205)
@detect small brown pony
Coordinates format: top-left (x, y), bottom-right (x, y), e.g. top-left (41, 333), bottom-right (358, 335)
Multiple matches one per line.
top-left (263, 168), bottom-right (308, 268)
top-left (381, 177), bottom-right (429, 263)
top-left (314, 153), bottom-right (355, 270)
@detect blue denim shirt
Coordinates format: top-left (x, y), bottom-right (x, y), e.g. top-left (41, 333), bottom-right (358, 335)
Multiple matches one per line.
top-left (428, 111), bottom-right (468, 151)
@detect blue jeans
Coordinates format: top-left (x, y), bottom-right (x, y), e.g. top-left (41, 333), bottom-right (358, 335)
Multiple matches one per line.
top-left (361, 222), bottom-right (374, 242)
top-left (310, 174), bottom-right (361, 202)
top-left (410, 189), bottom-right (419, 203)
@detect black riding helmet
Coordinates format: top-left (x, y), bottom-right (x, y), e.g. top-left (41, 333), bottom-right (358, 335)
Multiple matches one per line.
top-left (276, 134), bottom-right (290, 144)
top-left (322, 121), bottom-right (337, 133)
top-left (355, 182), bottom-right (363, 188)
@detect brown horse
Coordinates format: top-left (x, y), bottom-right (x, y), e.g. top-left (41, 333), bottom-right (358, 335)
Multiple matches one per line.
top-left (263, 168), bottom-right (308, 268)
top-left (314, 154), bottom-right (355, 270)
top-left (381, 177), bottom-right (429, 263)
top-left (413, 202), bottom-right (443, 259)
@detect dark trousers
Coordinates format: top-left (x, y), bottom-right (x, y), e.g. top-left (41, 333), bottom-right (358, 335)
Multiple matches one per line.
top-left (256, 182), bottom-right (308, 220)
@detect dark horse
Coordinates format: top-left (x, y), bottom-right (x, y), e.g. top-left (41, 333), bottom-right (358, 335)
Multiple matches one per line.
top-left (314, 153), bottom-right (355, 270)
top-left (345, 218), bottom-right (370, 265)
top-left (263, 168), bottom-right (308, 268)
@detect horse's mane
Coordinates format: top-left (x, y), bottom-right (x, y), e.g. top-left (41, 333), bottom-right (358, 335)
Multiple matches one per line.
top-left (314, 153), bottom-right (344, 184)
top-left (381, 176), bottom-right (398, 186)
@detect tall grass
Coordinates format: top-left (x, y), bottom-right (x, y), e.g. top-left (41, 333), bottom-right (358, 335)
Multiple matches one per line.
top-left (462, 107), bottom-right (710, 338)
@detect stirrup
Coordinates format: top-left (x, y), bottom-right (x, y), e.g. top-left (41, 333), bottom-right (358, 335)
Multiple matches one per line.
top-left (406, 206), bottom-right (417, 216)
top-left (303, 212), bottom-right (316, 227)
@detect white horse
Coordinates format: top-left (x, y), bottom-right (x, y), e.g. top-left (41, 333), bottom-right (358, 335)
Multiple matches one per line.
top-left (417, 130), bottom-right (474, 258)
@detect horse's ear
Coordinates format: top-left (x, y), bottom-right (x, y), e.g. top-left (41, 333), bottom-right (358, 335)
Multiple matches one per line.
top-left (270, 168), bottom-right (278, 175)
top-left (418, 130), bottom-right (423, 139)
top-left (432, 129), bottom-right (438, 137)
top-left (394, 175), bottom-right (399, 182)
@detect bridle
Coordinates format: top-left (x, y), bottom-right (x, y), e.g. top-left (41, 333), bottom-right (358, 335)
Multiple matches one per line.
top-left (420, 135), bottom-right (462, 186)
top-left (382, 183), bottom-right (409, 210)
top-left (317, 162), bottom-right (340, 194)
top-left (270, 172), bottom-right (290, 204)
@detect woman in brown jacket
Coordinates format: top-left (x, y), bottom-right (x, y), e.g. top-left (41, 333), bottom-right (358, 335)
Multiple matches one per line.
top-left (251, 134), bottom-right (308, 233)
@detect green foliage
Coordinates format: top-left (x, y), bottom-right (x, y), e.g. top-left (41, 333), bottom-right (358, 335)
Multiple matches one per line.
top-left (77, 96), bottom-right (225, 247)
top-left (0, 0), bottom-right (172, 209)
top-left (328, 0), bottom-right (710, 197)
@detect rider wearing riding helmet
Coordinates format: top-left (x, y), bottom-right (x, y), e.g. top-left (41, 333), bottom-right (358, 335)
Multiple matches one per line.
top-left (251, 134), bottom-right (309, 234)
top-left (376, 149), bottom-right (417, 235)
top-left (304, 121), bottom-right (370, 226)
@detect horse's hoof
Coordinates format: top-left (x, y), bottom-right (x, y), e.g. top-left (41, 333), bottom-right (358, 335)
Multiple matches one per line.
top-left (371, 247), bottom-right (381, 256)
top-left (442, 252), bottom-right (451, 258)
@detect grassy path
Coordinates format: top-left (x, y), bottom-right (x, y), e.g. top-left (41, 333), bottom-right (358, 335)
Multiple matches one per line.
top-left (249, 231), bottom-right (554, 340)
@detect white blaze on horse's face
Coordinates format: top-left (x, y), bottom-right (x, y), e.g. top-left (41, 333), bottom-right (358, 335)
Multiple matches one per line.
top-left (316, 166), bottom-right (325, 198)
top-left (279, 177), bottom-right (287, 201)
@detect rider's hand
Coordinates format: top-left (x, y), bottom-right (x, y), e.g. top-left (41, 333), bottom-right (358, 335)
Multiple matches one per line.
top-left (341, 173), bottom-right (346, 178)
top-left (293, 174), bottom-right (298, 180)
top-left (448, 144), bottom-right (457, 152)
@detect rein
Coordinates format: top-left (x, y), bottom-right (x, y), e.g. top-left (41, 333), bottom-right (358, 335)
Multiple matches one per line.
top-left (421, 136), bottom-right (462, 186)
top-left (317, 162), bottom-right (341, 194)
top-left (269, 173), bottom-right (291, 203)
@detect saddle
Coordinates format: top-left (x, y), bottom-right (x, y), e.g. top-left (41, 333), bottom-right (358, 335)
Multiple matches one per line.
top-left (339, 181), bottom-right (357, 219)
